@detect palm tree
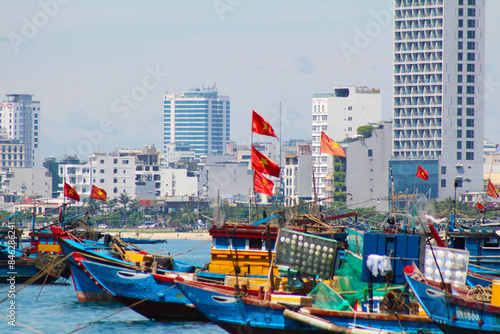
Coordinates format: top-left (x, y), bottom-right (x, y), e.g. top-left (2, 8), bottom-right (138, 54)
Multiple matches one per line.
top-left (128, 199), bottom-right (141, 213)
top-left (104, 198), bottom-right (118, 213)
top-left (118, 192), bottom-right (131, 223)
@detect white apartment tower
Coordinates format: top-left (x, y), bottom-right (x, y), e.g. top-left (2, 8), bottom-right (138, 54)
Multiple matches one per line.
top-left (312, 86), bottom-right (382, 199)
top-left (393, 0), bottom-right (485, 199)
top-left (0, 94), bottom-right (40, 168)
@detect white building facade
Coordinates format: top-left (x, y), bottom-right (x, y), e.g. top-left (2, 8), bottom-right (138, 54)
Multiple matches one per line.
top-left (393, 0), bottom-right (485, 199)
top-left (312, 86), bottom-right (382, 199)
top-left (0, 94), bottom-right (40, 168)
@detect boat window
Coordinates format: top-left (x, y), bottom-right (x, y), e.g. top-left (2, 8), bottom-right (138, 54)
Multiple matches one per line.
top-left (484, 238), bottom-right (500, 248)
top-left (249, 239), bottom-right (262, 250)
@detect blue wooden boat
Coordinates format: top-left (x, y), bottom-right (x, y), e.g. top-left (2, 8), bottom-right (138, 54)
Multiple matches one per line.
top-left (406, 272), bottom-right (498, 334)
top-left (175, 277), bottom-right (441, 334)
top-left (73, 255), bottom-right (206, 321)
top-left (119, 237), bottom-right (166, 244)
top-left (52, 226), bottom-right (199, 302)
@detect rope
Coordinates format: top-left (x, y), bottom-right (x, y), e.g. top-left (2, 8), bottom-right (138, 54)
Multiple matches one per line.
top-left (467, 285), bottom-right (492, 302)
top-left (0, 313), bottom-right (46, 333)
top-left (66, 285), bottom-right (176, 334)
top-left (169, 238), bottom-right (211, 257)
top-left (0, 252), bottom-right (74, 304)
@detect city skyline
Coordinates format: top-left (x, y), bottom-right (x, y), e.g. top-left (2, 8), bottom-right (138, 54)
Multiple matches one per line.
top-left (1, 1), bottom-right (499, 162)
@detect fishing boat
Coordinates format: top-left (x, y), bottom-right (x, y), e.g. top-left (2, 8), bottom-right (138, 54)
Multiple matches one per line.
top-left (52, 226), bottom-right (199, 302)
top-left (71, 254), bottom-right (206, 321)
top-left (174, 228), bottom-right (441, 333)
top-left (406, 267), bottom-right (497, 334)
top-left (119, 237), bottom-right (166, 244)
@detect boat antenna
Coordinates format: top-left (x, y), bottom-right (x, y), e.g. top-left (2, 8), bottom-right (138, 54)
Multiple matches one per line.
top-left (390, 166), bottom-right (398, 227)
top-left (279, 101), bottom-right (282, 210)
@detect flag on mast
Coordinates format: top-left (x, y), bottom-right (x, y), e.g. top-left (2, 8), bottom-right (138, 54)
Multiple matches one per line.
top-left (251, 146), bottom-right (280, 178)
top-left (320, 132), bottom-right (345, 157)
top-left (252, 110), bottom-right (278, 139)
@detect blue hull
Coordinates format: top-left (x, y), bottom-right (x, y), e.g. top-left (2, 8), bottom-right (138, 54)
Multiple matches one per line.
top-left (79, 259), bottom-right (206, 321)
top-left (59, 239), bottom-right (115, 302)
top-left (407, 274), bottom-right (500, 334)
top-left (177, 279), bottom-right (441, 334)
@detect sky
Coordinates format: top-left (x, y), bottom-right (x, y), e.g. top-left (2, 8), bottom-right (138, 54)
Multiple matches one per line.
top-left (0, 1), bottom-right (499, 162)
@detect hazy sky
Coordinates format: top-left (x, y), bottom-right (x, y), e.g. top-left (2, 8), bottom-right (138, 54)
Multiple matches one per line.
top-left (1, 1), bottom-right (499, 162)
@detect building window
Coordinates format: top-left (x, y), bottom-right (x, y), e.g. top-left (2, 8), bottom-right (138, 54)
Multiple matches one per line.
top-left (466, 141), bottom-right (474, 149)
top-left (114, 187), bottom-right (118, 193)
top-left (467, 75), bottom-right (475, 83)
top-left (467, 53), bottom-right (475, 61)
top-left (466, 64), bottom-right (475, 72)
top-left (441, 179), bottom-right (446, 187)
top-left (113, 168), bottom-right (117, 173)
top-left (467, 31), bottom-right (475, 39)
top-left (457, 86), bottom-right (463, 94)
top-left (457, 141), bottom-right (462, 149)
top-left (100, 179), bottom-right (105, 183)
top-left (458, 41), bottom-right (463, 50)
top-left (457, 64), bottom-right (463, 72)
top-left (348, 117), bottom-right (352, 121)
top-left (457, 130), bottom-right (462, 138)
top-left (468, 0), bottom-right (476, 5)
top-left (457, 152), bottom-right (462, 160)
top-left (467, 19), bottom-right (475, 28)
top-left (457, 75), bottom-right (463, 83)
top-left (100, 169), bottom-right (105, 173)
top-left (466, 108), bottom-right (474, 116)
top-left (466, 119), bottom-right (474, 127)
top-left (455, 178), bottom-right (463, 188)
top-left (368, 149), bottom-right (373, 157)
top-left (467, 8), bottom-right (475, 17)
top-left (466, 97), bottom-right (474, 105)
top-left (441, 166), bottom-right (446, 175)
top-left (467, 42), bottom-right (475, 50)
top-left (114, 178), bottom-right (118, 183)
top-left (458, 8), bottom-right (463, 16)
top-left (114, 159), bottom-right (118, 164)
top-left (466, 130), bottom-right (474, 138)
top-left (458, 19), bottom-right (463, 28)
top-left (123, 160), bottom-right (129, 164)
top-left (457, 108), bottom-right (462, 116)
top-left (100, 159), bottom-right (104, 164)
top-left (466, 152), bottom-right (474, 160)
top-left (457, 119), bottom-right (462, 127)
top-left (458, 53), bottom-right (463, 61)
top-left (457, 97), bottom-right (462, 105)
top-left (348, 106), bottom-right (352, 111)
top-left (466, 86), bottom-right (474, 94)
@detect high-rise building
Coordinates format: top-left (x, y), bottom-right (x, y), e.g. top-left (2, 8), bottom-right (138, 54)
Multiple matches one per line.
top-left (392, 0), bottom-right (485, 199)
top-left (0, 94), bottom-right (40, 168)
top-left (164, 86), bottom-right (230, 159)
top-left (312, 86), bottom-right (382, 199)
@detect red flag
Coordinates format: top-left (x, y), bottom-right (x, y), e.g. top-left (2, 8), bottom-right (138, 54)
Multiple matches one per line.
top-left (254, 171), bottom-right (274, 196)
top-left (91, 185), bottom-right (107, 201)
top-left (64, 182), bottom-right (80, 201)
top-left (477, 202), bottom-right (486, 210)
top-left (487, 179), bottom-right (499, 199)
top-left (251, 146), bottom-right (280, 178)
top-left (320, 132), bottom-right (346, 157)
top-left (416, 165), bottom-right (429, 181)
top-left (252, 111), bottom-right (278, 139)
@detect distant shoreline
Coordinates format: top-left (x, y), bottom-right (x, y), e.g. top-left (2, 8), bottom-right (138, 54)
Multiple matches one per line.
top-left (111, 231), bottom-right (211, 240)
top-left (22, 229), bottom-right (211, 240)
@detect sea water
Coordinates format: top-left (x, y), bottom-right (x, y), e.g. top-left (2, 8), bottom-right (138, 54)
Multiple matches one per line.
top-left (0, 239), bottom-right (227, 334)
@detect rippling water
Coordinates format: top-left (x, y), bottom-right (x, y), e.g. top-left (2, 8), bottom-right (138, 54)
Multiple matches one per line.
top-left (1, 239), bottom-right (227, 334)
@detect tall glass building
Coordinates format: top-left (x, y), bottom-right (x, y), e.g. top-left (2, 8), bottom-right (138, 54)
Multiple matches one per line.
top-left (164, 87), bottom-right (230, 159)
top-left (392, 0), bottom-right (485, 199)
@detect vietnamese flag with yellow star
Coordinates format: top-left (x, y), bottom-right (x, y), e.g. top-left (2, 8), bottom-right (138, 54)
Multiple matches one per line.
top-left (252, 110), bottom-right (278, 139)
top-left (254, 170), bottom-right (274, 196)
top-left (64, 182), bottom-right (80, 202)
top-left (320, 132), bottom-right (346, 157)
top-left (251, 146), bottom-right (280, 178)
top-left (91, 185), bottom-right (107, 202)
